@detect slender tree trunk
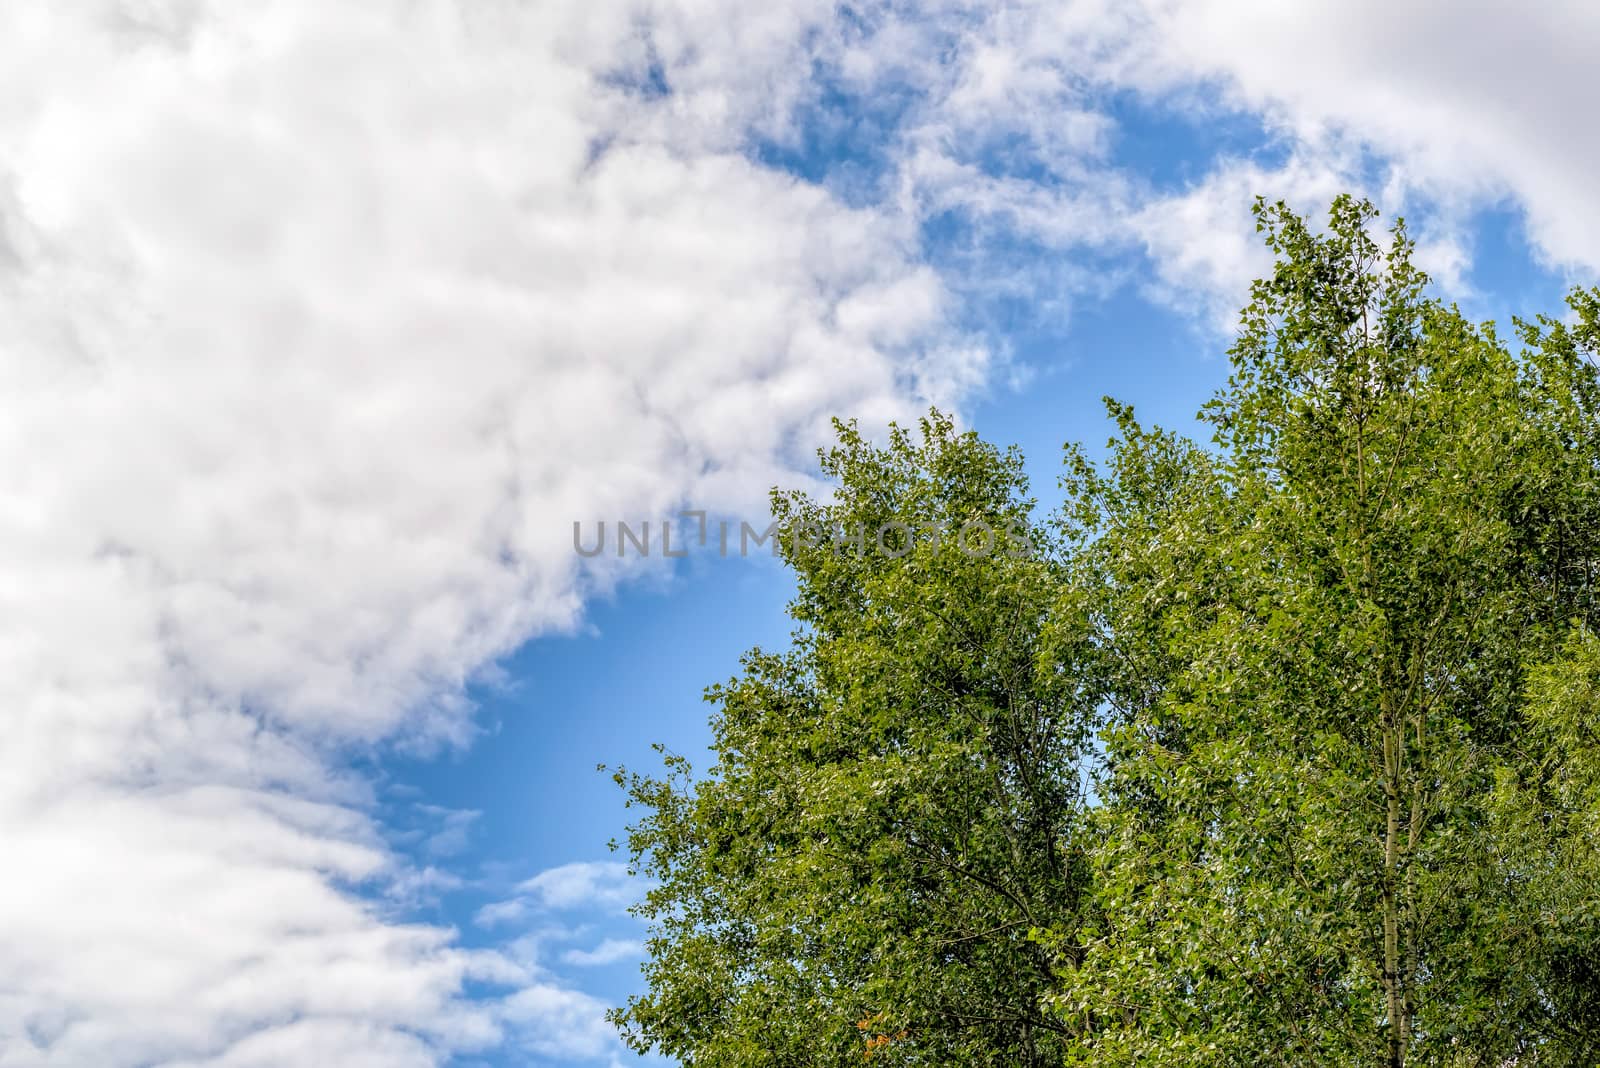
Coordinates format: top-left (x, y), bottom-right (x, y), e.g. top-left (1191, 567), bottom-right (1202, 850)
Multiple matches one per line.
top-left (1403, 714), bottom-right (1426, 1050)
top-left (1382, 722), bottom-right (1404, 1068)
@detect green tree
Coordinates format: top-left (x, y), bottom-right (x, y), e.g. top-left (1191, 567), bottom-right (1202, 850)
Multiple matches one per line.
top-left (609, 413), bottom-right (1102, 1065)
top-left (609, 197), bottom-right (1600, 1067)
top-left (1056, 197), bottom-right (1600, 1066)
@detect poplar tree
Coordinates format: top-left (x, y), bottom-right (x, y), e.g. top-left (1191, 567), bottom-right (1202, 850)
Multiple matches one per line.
top-left (1057, 198), bottom-right (1600, 1067)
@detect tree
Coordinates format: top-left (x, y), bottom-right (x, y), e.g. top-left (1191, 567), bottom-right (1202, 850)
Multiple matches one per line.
top-left (1055, 197), bottom-right (1600, 1066)
top-left (610, 198), bottom-right (1600, 1067)
top-left (609, 413), bottom-right (1102, 1065)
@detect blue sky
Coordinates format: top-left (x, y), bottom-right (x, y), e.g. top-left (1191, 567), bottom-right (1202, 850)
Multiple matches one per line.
top-left (3, 3), bottom-right (1597, 1067)
top-left (389, 111), bottom-right (1577, 1067)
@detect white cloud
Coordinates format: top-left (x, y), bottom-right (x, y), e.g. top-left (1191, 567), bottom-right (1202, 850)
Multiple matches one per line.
top-left (164, 1020), bottom-right (444, 1068)
top-left (983, 0), bottom-right (1600, 314)
top-left (468, 871), bottom-right (651, 1059)
top-left (475, 861), bottom-right (641, 930)
top-left (1132, 0), bottom-right (1600, 272)
top-left (473, 899), bottom-right (532, 932)
top-left (517, 862), bottom-right (637, 913)
top-left (864, 0), bottom-right (1600, 326)
top-left (0, 1), bottom-right (981, 1065)
top-left (1127, 149), bottom-right (1361, 330)
top-left (563, 939), bottom-right (646, 968)
top-left (500, 984), bottom-right (622, 1064)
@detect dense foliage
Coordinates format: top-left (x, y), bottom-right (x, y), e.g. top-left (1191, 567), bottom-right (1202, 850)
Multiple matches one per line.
top-left (609, 414), bottom-right (1100, 1065)
top-left (610, 198), bottom-right (1600, 1066)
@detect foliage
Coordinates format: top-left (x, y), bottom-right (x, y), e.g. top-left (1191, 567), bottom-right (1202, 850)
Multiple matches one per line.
top-left (610, 199), bottom-right (1600, 1066)
top-left (610, 413), bottom-right (1102, 1065)
top-left (1058, 197), bottom-right (1600, 1067)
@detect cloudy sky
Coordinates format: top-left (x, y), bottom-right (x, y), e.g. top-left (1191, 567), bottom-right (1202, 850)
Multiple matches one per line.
top-left (1, 2), bottom-right (1595, 1065)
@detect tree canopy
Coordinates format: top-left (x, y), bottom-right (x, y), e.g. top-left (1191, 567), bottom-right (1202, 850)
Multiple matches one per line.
top-left (609, 196), bottom-right (1600, 1067)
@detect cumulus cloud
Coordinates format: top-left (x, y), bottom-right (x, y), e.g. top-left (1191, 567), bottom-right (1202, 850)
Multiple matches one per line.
top-left (0, 1), bottom-right (982, 1064)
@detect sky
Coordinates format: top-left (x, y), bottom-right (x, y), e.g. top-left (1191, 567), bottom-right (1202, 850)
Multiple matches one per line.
top-left (0, 2), bottom-right (1594, 1066)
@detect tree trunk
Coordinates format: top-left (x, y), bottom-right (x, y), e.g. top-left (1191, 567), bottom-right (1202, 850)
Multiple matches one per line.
top-left (1382, 723), bottom-right (1404, 1068)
